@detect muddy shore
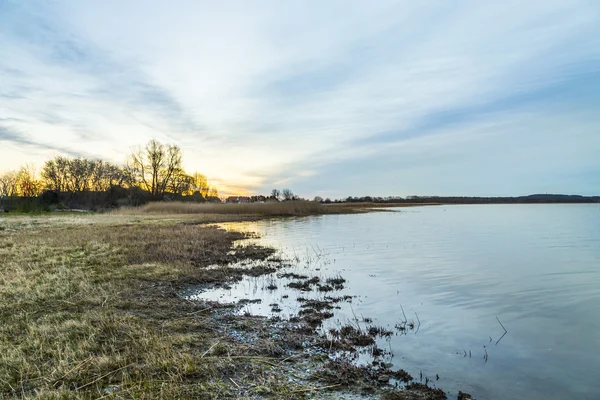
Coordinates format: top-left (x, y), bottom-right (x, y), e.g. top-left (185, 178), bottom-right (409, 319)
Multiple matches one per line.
top-left (170, 222), bottom-right (466, 399)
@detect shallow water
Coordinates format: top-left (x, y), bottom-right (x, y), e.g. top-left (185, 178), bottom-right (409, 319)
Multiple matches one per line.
top-left (190, 204), bottom-right (600, 399)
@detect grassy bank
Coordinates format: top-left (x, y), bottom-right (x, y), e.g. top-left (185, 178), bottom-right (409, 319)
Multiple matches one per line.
top-left (0, 213), bottom-right (450, 399)
top-left (0, 214), bottom-right (296, 399)
top-left (138, 200), bottom-right (435, 216)
top-left (139, 200), bottom-right (352, 216)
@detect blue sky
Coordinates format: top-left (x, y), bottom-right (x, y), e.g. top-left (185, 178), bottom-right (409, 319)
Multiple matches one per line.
top-left (1, 0), bottom-right (599, 197)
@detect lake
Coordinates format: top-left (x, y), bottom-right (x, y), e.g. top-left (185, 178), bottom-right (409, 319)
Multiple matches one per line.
top-left (191, 204), bottom-right (600, 399)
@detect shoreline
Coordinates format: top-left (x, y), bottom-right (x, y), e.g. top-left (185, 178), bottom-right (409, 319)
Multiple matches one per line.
top-left (0, 212), bottom-right (469, 399)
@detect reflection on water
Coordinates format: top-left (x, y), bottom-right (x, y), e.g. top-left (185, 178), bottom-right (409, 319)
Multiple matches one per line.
top-left (192, 205), bottom-right (600, 400)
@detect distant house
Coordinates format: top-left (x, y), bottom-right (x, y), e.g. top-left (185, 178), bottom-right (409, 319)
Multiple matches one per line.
top-left (225, 196), bottom-right (251, 204)
top-left (224, 195), bottom-right (281, 204)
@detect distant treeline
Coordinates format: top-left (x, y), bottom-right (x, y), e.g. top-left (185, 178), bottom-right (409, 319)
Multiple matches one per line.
top-left (0, 139), bottom-right (220, 211)
top-left (339, 194), bottom-right (600, 204)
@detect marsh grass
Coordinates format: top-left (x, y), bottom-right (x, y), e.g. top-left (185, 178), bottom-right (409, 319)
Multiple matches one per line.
top-left (139, 201), bottom-right (364, 216)
top-left (0, 214), bottom-right (307, 399)
top-left (136, 200), bottom-right (439, 217)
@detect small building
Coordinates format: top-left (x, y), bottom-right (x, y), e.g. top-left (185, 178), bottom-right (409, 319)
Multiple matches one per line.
top-left (225, 196), bottom-right (251, 204)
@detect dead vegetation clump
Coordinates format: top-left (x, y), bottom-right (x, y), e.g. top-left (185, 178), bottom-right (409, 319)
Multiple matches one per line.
top-left (317, 275), bottom-right (346, 292)
top-left (287, 276), bottom-right (320, 291)
top-left (367, 325), bottom-right (394, 338)
top-left (298, 298), bottom-right (336, 311)
top-left (316, 285), bottom-right (333, 292)
top-left (384, 365), bottom-right (413, 383)
top-left (311, 360), bottom-right (374, 389)
top-left (336, 325), bottom-right (376, 347)
top-left (326, 325), bottom-right (376, 348)
top-left (380, 389), bottom-right (447, 400)
top-left (288, 280), bottom-right (313, 291)
top-left (287, 274), bottom-right (346, 293)
top-left (278, 272), bottom-right (309, 280)
top-left (298, 308), bottom-right (335, 326)
top-left (311, 359), bottom-right (406, 391)
top-left (265, 280), bottom-right (278, 290)
top-left (325, 294), bottom-right (354, 303)
top-left (312, 360), bottom-right (432, 399)
top-left (325, 275), bottom-right (346, 288)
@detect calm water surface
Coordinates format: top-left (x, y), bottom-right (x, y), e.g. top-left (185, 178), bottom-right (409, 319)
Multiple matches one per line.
top-left (193, 204), bottom-right (600, 399)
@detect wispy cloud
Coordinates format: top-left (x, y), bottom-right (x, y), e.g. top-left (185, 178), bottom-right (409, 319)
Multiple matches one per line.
top-left (0, 124), bottom-right (87, 158)
top-left (1, 2), bottom-right (206, 152)
top-left (1, 0), bottom-right (599, 196)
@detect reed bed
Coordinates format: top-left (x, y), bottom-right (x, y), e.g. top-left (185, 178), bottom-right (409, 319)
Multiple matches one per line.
top-left (140, 201), bottom-right (345, 216)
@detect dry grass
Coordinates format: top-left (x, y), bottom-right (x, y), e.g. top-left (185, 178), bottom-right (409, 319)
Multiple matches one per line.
top-left (137, 201), bottom-right (438, 216)
top-left (139, 201), bottom-right (380, 217)
top-left (0, 214), bottom-right (308, 399)
top-left (138, 201), bottom-right (340, 216)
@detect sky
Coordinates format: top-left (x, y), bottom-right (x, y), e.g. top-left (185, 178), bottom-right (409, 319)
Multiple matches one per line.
top-left (1, 0), bottom-right (599, 198)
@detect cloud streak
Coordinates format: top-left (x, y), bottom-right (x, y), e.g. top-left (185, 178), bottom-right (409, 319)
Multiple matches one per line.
top-left (0, 125), bottom-right (88, 159)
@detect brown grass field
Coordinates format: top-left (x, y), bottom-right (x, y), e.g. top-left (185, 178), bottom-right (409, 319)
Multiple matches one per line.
top-left (0, 213), bottom-right (299, 399)
top-left (138, 200), bottom-right (435, 216)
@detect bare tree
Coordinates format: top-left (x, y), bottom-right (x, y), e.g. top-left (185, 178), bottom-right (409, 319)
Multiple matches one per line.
top-left (121, 162), bottom-right (138, 189)
top-left (189, 172), bottom-right (210, 197)
top-left (16, 165), bottom-right (42, 197)
top-left (42, 157), bottom-right (126, 193)
top-left (41, 157), bottom-right (70, 192)
top-left (129, 139), bottom-right (183, 196)
top-left (0, 171), bottom-right (18, 205)
top-left (89, 160), bottom-right (126, 191)
top-left (271, 189), bottom-right (280, 200)
top-left (3, 140), bottom-right (217, 209)
top-left (65, 158), bottom-right (95, 192)
top-left (313, 196), bottom-right (323, 203)
top-left (282, 188), bottom-right (294, 201)
top-left (158, 144), bottom-right (182, 195)
top-left (167, 169), bottom-right (193, 196)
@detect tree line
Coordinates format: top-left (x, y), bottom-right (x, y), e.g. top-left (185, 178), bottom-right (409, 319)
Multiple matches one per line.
top-left (337, 194), bottom-right (600, 204)
top-left (0, 139), bottom-right (219, 210)
top-left (270, 188), bottom-right (299, 201)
